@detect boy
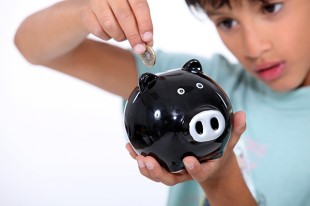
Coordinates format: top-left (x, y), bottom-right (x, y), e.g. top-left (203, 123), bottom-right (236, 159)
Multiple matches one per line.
top-left (15, 0), bottom-right (310, 205)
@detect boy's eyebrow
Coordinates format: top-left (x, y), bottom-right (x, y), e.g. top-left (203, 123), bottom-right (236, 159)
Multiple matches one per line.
top-left (205, 10), bottom-right (227, 17)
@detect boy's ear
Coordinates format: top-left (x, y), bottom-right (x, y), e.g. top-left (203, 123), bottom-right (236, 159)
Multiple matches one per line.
top-left (182, 59), bottom-right (203, 74)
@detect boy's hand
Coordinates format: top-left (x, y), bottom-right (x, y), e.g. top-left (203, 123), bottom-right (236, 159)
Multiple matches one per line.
top-left (125, 111), bottom-right (246, 186)
top-left (80, 0), bottom-right (153, 54)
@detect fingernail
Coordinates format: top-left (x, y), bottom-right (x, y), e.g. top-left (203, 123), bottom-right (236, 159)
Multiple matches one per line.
top-left (142, 32), bottom-right (153, 42)
top-left (133, 44), bottom-right (146, 54)
top-left (239, 121), bottom-right (246, 130)
top-left (137, 160), bottom-right (145, 168)
top-left (184, 162), bottom-right (194, 170)
top-left (239, 112), bottom-right (246, 129)
top-left (145, 162), bottom-right (154, 170)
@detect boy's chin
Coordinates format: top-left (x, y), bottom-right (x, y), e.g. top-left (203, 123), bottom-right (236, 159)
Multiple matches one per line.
top-left (267, 81), bottom-right (301, 93)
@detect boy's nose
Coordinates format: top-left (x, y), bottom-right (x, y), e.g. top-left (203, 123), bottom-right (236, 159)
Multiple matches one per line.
top-left (243, 28), bottom-right (272, 59)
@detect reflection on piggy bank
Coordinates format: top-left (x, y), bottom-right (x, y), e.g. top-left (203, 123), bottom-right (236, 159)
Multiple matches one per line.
top-left (124, 59), bottom-right (233, 173)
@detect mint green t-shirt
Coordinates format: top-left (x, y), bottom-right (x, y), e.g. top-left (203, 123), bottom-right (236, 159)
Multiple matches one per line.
top-left (134, 50), bottom-right (310, 206)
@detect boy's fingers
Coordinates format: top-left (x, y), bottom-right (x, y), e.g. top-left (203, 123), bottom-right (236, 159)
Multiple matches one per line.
top-left (135, 155), bottom-right (157, 181)
top-left (137, 155), bottom-right (191, 186)
top-left (125, 143), bottom-right (138, 159)
top-left (109, 0), bottom-right (146, 53)
top-left (92, 0), bottom-right (126, 42)
top-left (128, 0), bottom-right (153, 44)
top-left (183, 156), bottom-right (217, 182)
top-left (143, 156), bottom-right (173, 184)
top-left (80, 6), bottom-right (111, 40)
top-left (145, 156), bottom-right (192, 186)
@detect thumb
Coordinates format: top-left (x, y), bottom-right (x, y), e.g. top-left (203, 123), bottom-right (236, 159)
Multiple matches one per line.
top-left (125, 143), bottom-right (138, 159)
top-left (228, 111), bottom-right (246, 150)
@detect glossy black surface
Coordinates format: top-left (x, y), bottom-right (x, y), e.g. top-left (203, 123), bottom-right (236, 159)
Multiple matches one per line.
top-left (124, 59), bottom-right (233, 172)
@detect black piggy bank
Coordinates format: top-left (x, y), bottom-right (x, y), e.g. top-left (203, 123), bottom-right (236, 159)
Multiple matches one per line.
top-left (124, 59), bottom-right (233, 173)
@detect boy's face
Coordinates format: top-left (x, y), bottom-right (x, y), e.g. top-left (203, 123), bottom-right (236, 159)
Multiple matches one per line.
top-left (204, 0), bottom-right (310, 92)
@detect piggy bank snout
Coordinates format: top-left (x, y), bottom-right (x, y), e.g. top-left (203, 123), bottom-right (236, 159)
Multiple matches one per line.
top-left (189, 110), bottom-right (225, 142)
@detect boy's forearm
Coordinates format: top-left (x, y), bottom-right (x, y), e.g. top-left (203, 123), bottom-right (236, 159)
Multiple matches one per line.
top-left (14, 0), bottom-right (89, 64)
top-left (201, 155), bottom-right (257, 206)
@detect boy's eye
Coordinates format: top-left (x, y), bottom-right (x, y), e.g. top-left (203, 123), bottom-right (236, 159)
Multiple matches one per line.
top-left (217, 19), bottom-right (237, 30)
top-left (262, 3), bottom-right (283, 14)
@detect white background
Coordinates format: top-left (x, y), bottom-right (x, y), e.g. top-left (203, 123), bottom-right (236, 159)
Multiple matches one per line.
top-left (0, 0), bottom-right (234, 205)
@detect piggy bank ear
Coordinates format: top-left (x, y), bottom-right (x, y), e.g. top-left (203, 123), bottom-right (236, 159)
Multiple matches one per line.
top-left (139, 73), bottom-right (158, 92)
top-left (182, 59), bottom-right (203, 74)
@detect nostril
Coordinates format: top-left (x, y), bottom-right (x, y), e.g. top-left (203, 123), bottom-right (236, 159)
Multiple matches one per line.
top-left (210, 117), bottom-right (219, 131)
top-left (195, 121), bottom-right (203, 134)
top-left (189, 110), bottom-right (225, 142)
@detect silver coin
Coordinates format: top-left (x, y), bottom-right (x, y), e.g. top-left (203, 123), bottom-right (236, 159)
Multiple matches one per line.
top-left (140, 45), bottom-right (156, 67)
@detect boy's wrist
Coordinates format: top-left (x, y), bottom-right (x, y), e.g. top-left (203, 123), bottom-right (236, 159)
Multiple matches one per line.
top-left (200, 154), bottom-right (257, 206)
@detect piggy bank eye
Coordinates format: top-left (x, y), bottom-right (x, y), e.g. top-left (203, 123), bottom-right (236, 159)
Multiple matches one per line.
top-left (154, 110), bottom-right (161, 120)
top-left (196, 83), bottom-right (203, 89)
top-left (177, 88), bottom-right (185, 95)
